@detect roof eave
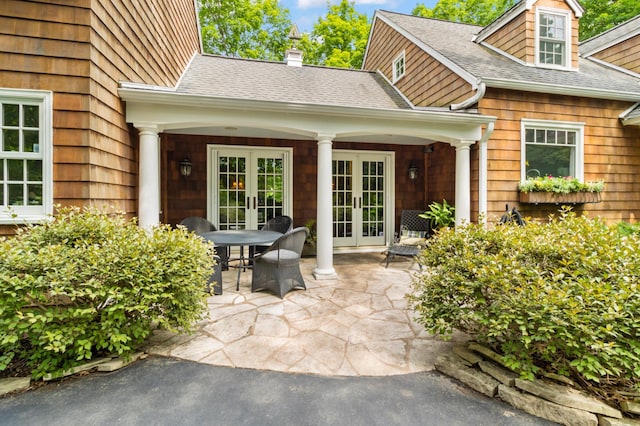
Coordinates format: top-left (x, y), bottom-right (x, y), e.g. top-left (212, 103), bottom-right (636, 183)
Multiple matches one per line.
top-left (482, 78), bottom-right (640, 102)
top-left (118, 86), bottom-right (496, 125)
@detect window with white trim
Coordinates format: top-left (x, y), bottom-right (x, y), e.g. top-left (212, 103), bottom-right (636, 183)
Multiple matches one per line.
top-left (537, 9), bottom-right (570, 68)
top-left (0, 89), bottom-right (52, 223)
top-left (392, 51), bottom-right (405, 83)
top-left (521, 119), bottom-right (584, 180)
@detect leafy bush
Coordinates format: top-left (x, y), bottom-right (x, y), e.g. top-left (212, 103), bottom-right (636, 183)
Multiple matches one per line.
top-left (518, 176), bottom-right (604, 193)
top-left (0, 207), bottom-right (212, 379)
top-left (420, 199), bottom-right (455, 229)
top-left (409, 210), bottom-right (640, 388)
top-left (618, 221), bottom-right (640, 236)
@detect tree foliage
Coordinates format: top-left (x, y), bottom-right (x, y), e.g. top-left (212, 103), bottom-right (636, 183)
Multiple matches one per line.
top-left (412, 0), bottom-right (517, 26)
top-left (199, 0), bottom-right (292, 61)
top-left (300, 0), bottom-right (370, 69)
top-left (579, 0), bottom-right (640, 41)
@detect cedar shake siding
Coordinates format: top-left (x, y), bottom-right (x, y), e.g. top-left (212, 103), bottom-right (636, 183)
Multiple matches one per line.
top-left (484, 12), bottom-right (530, 62)
top-left (0, 0), bottom-right (199, 234)
top-left (163, 134), bottom-right (427, 233)
top-left (592, 34), bottom-right (640, 75)
top-left (363, 19), bottom-right (473, 108)
top-left (479, 89), bottom-right (640, 224)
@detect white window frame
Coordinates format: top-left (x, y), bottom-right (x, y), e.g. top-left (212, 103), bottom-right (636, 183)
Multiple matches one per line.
top-left (0, 88), bottom-right (53, 224)
top-left (535, 7), bottom-right (572, 70)
top-left (521, 119), bottom-right (584, 182)
top-left (392, 51), bottom-right (406, 83)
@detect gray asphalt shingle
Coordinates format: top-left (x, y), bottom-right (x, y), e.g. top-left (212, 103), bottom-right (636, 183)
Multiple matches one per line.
top-left (378, 11), bottom-right (640, 96)
top-left (177, 54), bottom-right (411, 110)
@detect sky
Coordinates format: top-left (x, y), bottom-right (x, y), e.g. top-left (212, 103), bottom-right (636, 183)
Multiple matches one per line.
top-left (281, 0), bottom-right (439, 33)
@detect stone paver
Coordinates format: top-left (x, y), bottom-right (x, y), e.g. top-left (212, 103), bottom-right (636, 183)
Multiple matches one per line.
top-left (145, 253), bottom-right (469, 376)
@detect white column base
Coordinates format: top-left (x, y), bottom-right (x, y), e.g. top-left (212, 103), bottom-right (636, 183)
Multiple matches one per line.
top-left (312, 268), bottom-right (338, 280)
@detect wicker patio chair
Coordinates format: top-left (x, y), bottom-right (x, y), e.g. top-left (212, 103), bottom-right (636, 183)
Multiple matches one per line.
top-left (250, 215), bottom-right (293, 258)
top-left (385, 210), bottom-right (431, 268)
top-left (251, 226), bottom-right (308, 298)
top-left (179, 216), bottom-right (229, 272)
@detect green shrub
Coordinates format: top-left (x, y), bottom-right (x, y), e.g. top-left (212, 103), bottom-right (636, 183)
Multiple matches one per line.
top-left (617, 221), bottom-right (640, 236)
top-left (420, 199), bottom-right (455, 229)
top-left (409, 210), bottom-right (640, 387)
top-left (0, 207), bottom-right (212, 379)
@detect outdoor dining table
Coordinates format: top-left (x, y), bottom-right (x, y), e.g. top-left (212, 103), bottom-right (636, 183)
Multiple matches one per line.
top-left (200, 230), bottom-right (282, 290)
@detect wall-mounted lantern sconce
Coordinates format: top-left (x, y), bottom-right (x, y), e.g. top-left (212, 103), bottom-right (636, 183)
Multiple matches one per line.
top-left (408, 163), bottom-right (418, 181)
top-left (179, 157), bottom-right (192, 177)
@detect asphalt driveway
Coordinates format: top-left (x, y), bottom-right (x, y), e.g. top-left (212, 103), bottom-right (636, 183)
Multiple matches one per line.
top-left (0, 356), bottom-right (555, 426)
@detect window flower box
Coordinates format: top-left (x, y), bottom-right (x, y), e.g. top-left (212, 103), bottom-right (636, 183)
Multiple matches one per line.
top-left (519, 191), bottom-right (602, 204)
top-left (518, 176), bottom-right (604, 205)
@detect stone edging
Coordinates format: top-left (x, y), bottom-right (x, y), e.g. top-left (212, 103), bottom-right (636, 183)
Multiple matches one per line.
top-left (435, 344), bottom-right (640, 426)
top-left (0, 352), bottom-right (146, 397)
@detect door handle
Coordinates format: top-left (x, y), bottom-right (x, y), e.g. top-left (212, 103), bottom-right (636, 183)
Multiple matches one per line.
top-left (359, 197), bottom-right (362, 209)
top-left (353, 197), bottom-right (356, 209)
top-left (246, 197), bottom-right (250, 210)
top-left (253, 197), bottom-right (256, 209)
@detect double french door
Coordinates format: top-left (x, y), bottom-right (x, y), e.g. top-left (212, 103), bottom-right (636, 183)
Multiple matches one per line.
top-left (332, 151), bottom-right (393, 247)
top-left (208, 146), bottom-right (292, 230)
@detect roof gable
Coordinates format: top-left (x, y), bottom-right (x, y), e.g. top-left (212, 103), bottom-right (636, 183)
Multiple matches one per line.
top-left (369, 11), bottom-right (640, 101)
top-left (475, 0), bottom-right (583, 44)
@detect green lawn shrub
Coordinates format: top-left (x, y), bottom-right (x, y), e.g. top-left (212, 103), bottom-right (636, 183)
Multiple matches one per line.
top-left (0, 207), bottom-right (213, 379)
top-left (409, 210), bottom-right (640, 388)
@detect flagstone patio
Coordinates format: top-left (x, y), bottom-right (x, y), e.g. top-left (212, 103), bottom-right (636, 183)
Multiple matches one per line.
top-left (145, 252), bottom-right (468, 376)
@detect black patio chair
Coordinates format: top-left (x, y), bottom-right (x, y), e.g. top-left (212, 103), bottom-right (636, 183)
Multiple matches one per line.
top-left (179, 216), bottom-right (229, 272)
top-left (251, 226), bottom-right (308, 298)
top-left (385, 210), bottom-right (431, 268)
top-left (250, 215), bottom-right (293, 259)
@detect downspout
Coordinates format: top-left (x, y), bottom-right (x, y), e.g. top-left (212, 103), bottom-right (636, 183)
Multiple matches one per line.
top-left (478, 121), bottom-right (495, 226)
top-left (450, 81), bottom-right (486, 111)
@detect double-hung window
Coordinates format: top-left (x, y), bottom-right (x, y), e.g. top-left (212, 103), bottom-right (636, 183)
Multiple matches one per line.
top-left (0, 89), bottom-right (52, 223)
top-left (392, 51), bottom-right (405, 83)
top-left (537, 9), bottom-right (570, 68)
top-left (521, 119), bottom-right (584, 181)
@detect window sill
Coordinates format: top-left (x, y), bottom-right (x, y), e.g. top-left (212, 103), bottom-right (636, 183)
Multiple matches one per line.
top-left (519, 191), bottom-right (602, 205)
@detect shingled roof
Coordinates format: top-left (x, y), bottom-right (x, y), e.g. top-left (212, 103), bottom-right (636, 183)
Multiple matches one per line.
top-left (177, 54), bottom-right (412, 110)
top-left (580, 14), bottom-right (640, 57)
top-left (376, 11), bottom-right (640, 98)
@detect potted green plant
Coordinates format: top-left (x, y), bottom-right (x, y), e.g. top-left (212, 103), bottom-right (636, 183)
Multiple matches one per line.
top-left (420, 199), bottom-right (455, 230)
top-left (518, 176), bottom-right (604, 204)
top-left (302, 218), bottom-right (317, 257)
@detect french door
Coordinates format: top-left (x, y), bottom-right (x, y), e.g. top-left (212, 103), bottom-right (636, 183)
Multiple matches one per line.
top-left (332, 150), bottom-right (394, 247)
top-left (208, 146), bottom-right (292, 230)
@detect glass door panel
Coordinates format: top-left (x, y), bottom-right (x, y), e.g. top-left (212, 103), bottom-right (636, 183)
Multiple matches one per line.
top-left (256, 157), bottom-right (284, 228)
top-left (218, 155), bottom-right (247, 230)
top-left (332, 158), bottom-right (354, 246)
top-left (360, 160), bottom-right (385, 244)
top-left (210, 146), bottom-right (292, 230)
top-left (332, 152), bottom-right (389, 247)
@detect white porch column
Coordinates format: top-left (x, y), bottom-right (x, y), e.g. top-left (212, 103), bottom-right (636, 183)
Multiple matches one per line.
top-left (313, 133), bottom-right (337, 280)
top-left (137, 125), bottom-right (161, 228)
top-left (452, 140), bottom-right (475, 227)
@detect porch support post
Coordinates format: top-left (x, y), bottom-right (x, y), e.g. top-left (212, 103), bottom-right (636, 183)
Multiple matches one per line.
top-left (314, 133), bottom-right (337, 280)
top-left (452, 140), bottom-right (475, 227)
top-left (137, 124), bottom-right (161, 228)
